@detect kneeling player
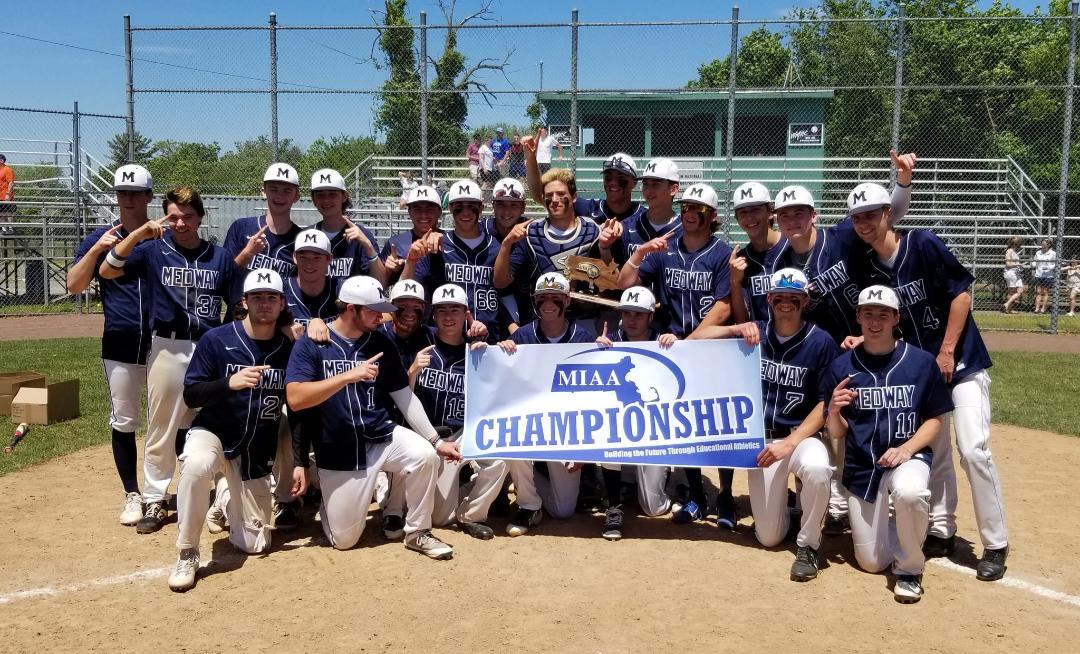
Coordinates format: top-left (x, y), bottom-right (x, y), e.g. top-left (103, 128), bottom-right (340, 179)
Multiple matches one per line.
top-left (822, 286), bottom-right (953, 604)
top-left (169, 269), bottom-right (293, 592)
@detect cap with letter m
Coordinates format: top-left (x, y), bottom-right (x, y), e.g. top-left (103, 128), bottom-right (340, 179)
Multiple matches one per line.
top-left (680, 183), bottom-right (719, 211)
top-left (263, 163), bottom-right (300, 186)
top-left (113, 164), bottom-right (153, 191)
top-left (641, 158), bottom-right (679, 183)
top-left (533, 272), bottom-right (571, 296)
top-left (431, 283), bottom-right (469, 307)
top-left (602, 152), bottom-right (638, 180)
top-left (493, 177), bottom-right (526, 202)
top-left (773, 185), bottom-right (816, 211)
top-left (767, 268), bottom-right (809, 295)
top-left (846, 182), bottom-right (891, 216)
top-left (390, 279), bottom-right (426, 304)
top-left (858, 284), bottom-right (901, 311)
top-left (733, 182), bottom-right (772, 210)
top-left (405, 185), bottom-right (441, 207)
top-left (293, 229), bottom-right (332, 255)
top-left (311, 168), bottom-right (346, 192)
top-left (243, 268), bottom-right (284, 295)
top-left (339, 276), bottom-right (397, 312)
top-left (446, 179), bottom-right (482, 204)
top-left (617, 286), bottom-right (657, 313)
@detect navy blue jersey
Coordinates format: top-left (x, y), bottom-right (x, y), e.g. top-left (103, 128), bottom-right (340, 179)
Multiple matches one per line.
top-left (313, 219), bottom-right (381, 282)
top-left (510, 320), bottom-right (594, 345)
top-left (736, 242), bottom-right (775, 322)
top-left (638, 235), bottom-right (733, 338)
top-left (184, 321), bottom-right (292, 480)
top-left (377, 321), bottom-right (435, 370)
top-left (413, 230), bottom-right (502, 334)
top-left (481, 215), bottom-right (526, 242)
top-left (223, 216), bottom-right (302, 278)
top-left (605, 326), bottom-right (660, 343)
top-left (124, 234), bottom-right (238, 339)
top-left (848, 229), bottom-right (992, 385)
top-left (284, 276), bottom-right (339, 327)
top-left (574, 197), bottom-right (645, 224)
top-left (381, 229), bottom-right (440, 261)
top-left (756, 320), bottom-right (839, 437)
top-left (610, 212), bottom-right (682, 265)
top-left (73, 221), bottom-right (151, 364)
top-left (507, 218), bottom-right (601, 288)
top-left (820, 342), bottom-right (954, 501)
top-left (414, 338), bottom-right (467, 431)
top-left (285, 328), bottom-right (410, 471)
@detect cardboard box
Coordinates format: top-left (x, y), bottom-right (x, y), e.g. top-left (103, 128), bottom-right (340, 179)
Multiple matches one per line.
top-left (0, 394), bottom-right (12, 416)
top-left (0, 372), bottom-right (46, 396)
top-left (11, 379), bottom-right (80, 425)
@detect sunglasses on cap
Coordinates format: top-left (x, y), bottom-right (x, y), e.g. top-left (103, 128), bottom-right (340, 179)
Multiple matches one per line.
top-left (494, 187), bottom-right (524, 200)
top-left (680, 202), bottom-right (711, 215)
top-left (602, 159), bottom-right (636, 178)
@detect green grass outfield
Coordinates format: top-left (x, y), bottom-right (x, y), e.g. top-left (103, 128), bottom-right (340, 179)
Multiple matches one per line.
top-left (0, 337), bottom-right (1076, 478)
top-left (973, 311), bottom-right (1080, 334)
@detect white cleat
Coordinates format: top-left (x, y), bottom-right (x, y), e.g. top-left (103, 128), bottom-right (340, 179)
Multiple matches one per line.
top-left (168, 548), bottom-right (201, 592)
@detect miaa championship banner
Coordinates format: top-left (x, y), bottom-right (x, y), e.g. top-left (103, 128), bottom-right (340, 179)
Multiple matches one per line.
top-left (463, 340), bottom-right (764, 468)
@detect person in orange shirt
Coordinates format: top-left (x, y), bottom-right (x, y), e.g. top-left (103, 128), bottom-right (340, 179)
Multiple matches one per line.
top-left (0, 154), bottom-right (15, 235)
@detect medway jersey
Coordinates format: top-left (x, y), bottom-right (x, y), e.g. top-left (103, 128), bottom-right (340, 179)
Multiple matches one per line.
top-left (284, 276), bottom-right (339, 327)
top-left (413, 338), bottom-right (467, 431)
top-left (508, 218), bottom-right (601, 288)
top-left (377, 321), bottom-right (435, 371)
top-left (184, 321), bottom-right (292, 480)
top-left (820, 341), bottom-right (953, 501)
top-left (413, 230), bottom-right (502, 334)
top-left (381, 228), bottom-right (442, 261)
top-left (223, 216), bottom-right (302, 278)
top-left (736, 242), bottom-right (775, 322)
top-left (638, 235), bottom-right (733, 338)
top-left (125, 234), bottom-right (238, 340)
top-left (574, 197), bottom-right (645, 224)
top-left (285, 327), bottom-right (410, 471)
top-left (755, 320), bottom-right (839, 437)
top-left (510, 319), bottom-right (594, 345)
top-left (605, 326), bottom-right (660, 344)
top-left (313, 219), bottom-right (382, 283)
top-left (73, 221), bottom-right (151, 364)
top-left (848, 228), bottom-right (992, 385)
top-left (610, 211), bottom-right (682, 265)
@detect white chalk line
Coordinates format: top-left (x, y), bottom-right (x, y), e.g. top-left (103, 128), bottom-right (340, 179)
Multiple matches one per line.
top-left (0, 567), bottom-right (171, 605)
top-left (929, 558), bottom-right (1080, 608)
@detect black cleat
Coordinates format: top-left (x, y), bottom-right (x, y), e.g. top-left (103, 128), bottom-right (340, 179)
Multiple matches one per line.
top-left (273, 501), bottom-right (302, 531)
top-left (135, 501), bottom-right (167, 534)
top-left (977, 546), bottom-right (1009, 581)
top-left (923, 534), bottom-right (956, 559)
top-left (790, 545), bottom-right (820, 582)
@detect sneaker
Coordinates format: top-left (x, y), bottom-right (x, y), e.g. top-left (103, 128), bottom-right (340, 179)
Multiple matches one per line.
top-left (382, 514), bottom-right (405, 540)
top-left (119, 492), bottom-right (143, 526)
top-left (506, 508), bottom-right (542, 537)
top-left (923, 534), bottom-right (955, 559)
top-left (602, 506), bottom-right (624, 541)
top-left (894, 574), bottom-right (924, 603)
top-left (273, 500), bottom-right (301, 531)
top-left (135, 501), bottom-right (167, 534)
top-left (670, 483), bottom-right (690, 514)
top-left (168, 548), bottom-right (201, 592)
top-left (457, 521), bottom-right (495, 540)
top-left (205, 506), bottom-right (228, 534)
top-left (672, 499), bottom-right (704, 525)
top-left (976, 546), bottom-right (1009, 581)
top-left (405, 529), bottom-right (454, 560)
top-left (790, 545), bottom-right (819, 582)
top-left (716, 492), bottom-right (738, 530)
top-left (823, 513), bottom-right (849, 536)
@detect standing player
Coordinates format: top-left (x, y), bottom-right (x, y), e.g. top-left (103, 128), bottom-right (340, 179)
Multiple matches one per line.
top-left (482, 177), bottom-right (528, 242)
top-left (822, 285), bottom-right (953, 603)
top-left (309, 168), bottom-right (387, 286)
top-left (67, 164), bottom-right (154, 525)
top-left (286, 229), bottom-right (339, 336)
top-left (167, 269), bottom-right (293, 592)
top-left (99, 186), bottom-right (238, 534)
top-left (225, 163), bottom-right (303, 278)
top-left (381, 185), bottom-right (443, 284)
top-left (728, 182), bottom-right (781, 324)
top-left (524, 141), bottom-right (643, 225)
top-left (593, 286), bottom-right (677, 540)
top-left (846, 182), bottom-right (1009, 581)
top-left (692, 269), bottom-right (838, 582)
top-left (601, 158), bottom-right (682, 266)
top-left (285, 276), bottom-right (461, 558)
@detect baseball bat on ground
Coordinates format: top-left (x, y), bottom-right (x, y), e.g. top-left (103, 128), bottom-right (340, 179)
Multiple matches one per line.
top-left (5, 423), bottom-right (29, 454)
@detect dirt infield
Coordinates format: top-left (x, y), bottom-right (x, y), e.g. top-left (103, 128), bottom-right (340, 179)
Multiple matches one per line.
top-left (0, 424), bottom-right (1076, 651)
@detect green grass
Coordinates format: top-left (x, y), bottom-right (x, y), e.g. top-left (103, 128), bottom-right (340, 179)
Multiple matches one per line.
top-left (0, 300), bottom-right (102, 316)
top-left (974, 311), bottom-right (1080, 334)
top-left (987, 350), bottom-right (1080, 437)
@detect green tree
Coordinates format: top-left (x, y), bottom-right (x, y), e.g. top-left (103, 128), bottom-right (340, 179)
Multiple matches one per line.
top-left (374, 0), bottom-right (422, 157)
top-left (106, 130), bottom-right (156, 169)
top-left (688, 27), bottom-right (791, 88)
top-left (300, 135), bottom-right (382, 179)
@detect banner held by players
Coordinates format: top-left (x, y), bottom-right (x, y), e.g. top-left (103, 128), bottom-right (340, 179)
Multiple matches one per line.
top-left (463, 340), bottom-right (765, 467)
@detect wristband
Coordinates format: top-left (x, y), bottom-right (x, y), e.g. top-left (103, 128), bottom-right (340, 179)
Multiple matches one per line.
top-left (105, 250), bottom-right (127, 269)
top-left (627, 260), bottom-right (641, 269)
top-left (896, 181), bottom-right (911, 188)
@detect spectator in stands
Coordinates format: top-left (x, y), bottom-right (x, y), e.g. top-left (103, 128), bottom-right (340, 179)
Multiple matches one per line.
top-left (509, 134), bottom-right (526, 179)
top-left (1002, 236), bottom-right (1024, 313)
top-left (467, 135), bottom-right (482, 182)
top-left (535, 126), bottom-right (563, 174)
top-left (398, 170), bottom-right (418, 210)
top-left (491, 128), bottom-right (510, 177)
top-left (0, 154), bottom-right (15, 235)
top-left (1032, 238), bottom-right (1057, 314)
top-left (1065, 259), bottom-right (1080, 317)
top-left (479, 135), bottom-right (495, 191)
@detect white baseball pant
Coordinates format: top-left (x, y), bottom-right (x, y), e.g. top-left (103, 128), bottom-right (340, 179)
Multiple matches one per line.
top-left (175, 428), bottom-right (272, 554)
top-left (510, 460), bottom-right (580, 519)
top-left (317, 426), bottom-right (439, 550)
top-left (600, 463), bottom-right (672, 517)
top-left (827, 435), bottom-right (848, 517)
top-left (848, 459), bottom-right (930, 577)
top-left (929, 370), bottom-right (1008, 549)
top-left (748, 436), bottom-right (833, 550)
top-left (143, 336), bottom-right (197, 504)
top-left (271, 417), bottom-right (295, 504)
top-left (102, 359), bottom-right (147, 433)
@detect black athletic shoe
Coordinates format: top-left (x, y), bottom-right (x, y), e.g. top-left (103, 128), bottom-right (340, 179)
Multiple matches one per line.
top-left (506, 508), bottom-right (542, 536)
top-left (382, 514), bottom-right (405, 540)
top-left (602, 506), bottom-right (624, 541)
top-left (977, 546), bottom-right (1009, 581)
top-left (790, 545), bottom-right (820, 582)
top-left (135, 501), bottom-right (167, 534)
top-left (716, 492), bottom-right (737, 530)
top-left (823, 513), bottom-right (849, 536)
top-left (273, 501), bottom-right (302, 531)
top-left (457, 521), bottom-right (495, 540)
top-left (923, 534), bottom-right (956, 559)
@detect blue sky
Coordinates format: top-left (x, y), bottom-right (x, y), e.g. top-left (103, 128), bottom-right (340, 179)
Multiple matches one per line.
top-left (1, 0), bottom-right (1051, 161)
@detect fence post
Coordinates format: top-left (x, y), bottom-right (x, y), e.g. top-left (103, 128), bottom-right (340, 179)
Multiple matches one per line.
top-left (269, 12), bottom-right (279, 163)
top-left (724, 6), bottom-right (739, 241)
top-left (419, 11), bottom-right (429, 179)
top-left (891, 5), bottom-right (905, 160)
top-left (1052, 1), bottom-right (1078, 335)
top-left (570, 9), bottom-right (580, 173)
top-left (124, 14), bottom-right (136, 164)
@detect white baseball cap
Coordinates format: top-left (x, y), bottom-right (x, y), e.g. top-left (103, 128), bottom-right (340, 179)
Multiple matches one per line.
top-left (617, 286), bottom-right (656, 313)
top-left (431, 283), bottom-right (469, 307)
top-left (733, 182), bottom-right (772, 210)
top-left (243, 268), bottom-right (284, 295)
top-left (602, 152), bottom-right (638, 179)
top-left (294, 229), bottom-right (332, 255)
top-left (446, 179), bottom-right (482, 204)
top-left (534, 272), bottom-right (571, 296)
top-left (680, 183), bottom-right (719, 211)
top-left (641, 158), bottom-right (679, 183)
top-left (773, 185), bottom-right (816, 211)
top-left (768, 268), bottom-right (810, 295)
top-left (847, 182), bottom-right (892, 215)
top-left (311, 168), bottom-right (347, 192)
top-left (339, 276), bottom-right (397, 312)
top-left (858, 285), bottom-right (901, 311)
top-left (390, 279), bottom-right (426, 304)
top-left (405, 185), bottom-right (441, 206)
top-left (263, 163), bottom-right (300, 186)
top-left (493, 177), bottom-right (526, 202)
top-left (113, 164), bottom-right (153, 191)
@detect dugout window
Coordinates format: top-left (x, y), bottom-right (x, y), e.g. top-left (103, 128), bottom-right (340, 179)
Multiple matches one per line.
top-left (652, 115), bottom-right (716, 157)
top-left (584, 115), bottom-right (645, 157)
top-left (733, 114), bottom-right (787, 156)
